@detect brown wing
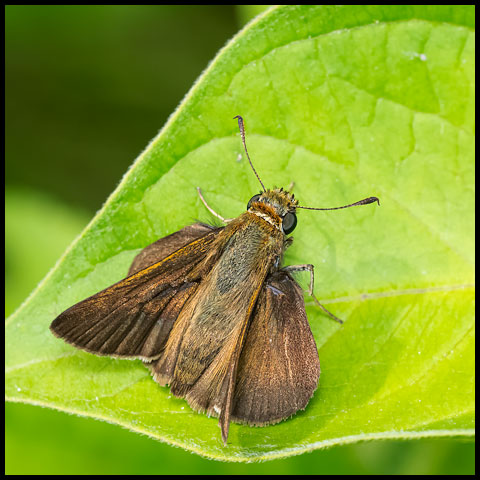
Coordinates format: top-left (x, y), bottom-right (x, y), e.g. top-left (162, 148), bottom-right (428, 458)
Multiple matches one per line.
top-left (128, 223), bottom-right (219, 275)
top-left (231, 270), bottom-right (320, 426)
top-left (50, 223), bottom-right (224, 360)
top-left (147, 216), bottom-right (283, 444)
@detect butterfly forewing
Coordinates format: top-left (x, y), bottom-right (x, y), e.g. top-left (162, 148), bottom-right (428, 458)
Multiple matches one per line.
top-left (50, 224), bottom-right (224, 360)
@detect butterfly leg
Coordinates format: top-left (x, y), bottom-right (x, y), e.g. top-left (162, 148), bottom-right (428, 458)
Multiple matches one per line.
top-left (282, 264), bottom-right (343, 324)
top-left (196, 187), bottom-right (233, 223)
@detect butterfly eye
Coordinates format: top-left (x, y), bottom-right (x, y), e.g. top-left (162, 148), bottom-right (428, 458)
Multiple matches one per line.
top-left (282, 212), bottom-right (297, 234)
top-left (247, 194), bottom-right (262, 210)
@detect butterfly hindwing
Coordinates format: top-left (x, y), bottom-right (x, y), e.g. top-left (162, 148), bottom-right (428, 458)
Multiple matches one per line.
top-left (231, 270), bottom-right (320, 426)
top-left (128, 223), bottom-right (220, 275)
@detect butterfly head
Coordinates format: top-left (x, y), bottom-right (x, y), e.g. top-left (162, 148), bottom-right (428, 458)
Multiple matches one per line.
top-left (247, 188), bottom-right (298, 234)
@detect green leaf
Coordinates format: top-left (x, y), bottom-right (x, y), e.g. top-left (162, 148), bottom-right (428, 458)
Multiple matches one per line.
top-left (5, 5), bottom-right (474, 461)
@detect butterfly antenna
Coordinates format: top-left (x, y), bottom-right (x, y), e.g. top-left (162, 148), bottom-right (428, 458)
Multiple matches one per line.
top-left (234, 115), bottom-right (266, 192)
top-left (297, 196), bottom-right (380, 211)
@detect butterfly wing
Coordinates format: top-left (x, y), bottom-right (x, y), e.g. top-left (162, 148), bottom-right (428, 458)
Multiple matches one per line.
top-left (147, 216), bottom-right (283, 443)
top-left (50, 223), bottom-right (224, 360)
top-left (128, 223), bottom-right (219, 276)
top-left (231, 270), bottom-right (320, 426)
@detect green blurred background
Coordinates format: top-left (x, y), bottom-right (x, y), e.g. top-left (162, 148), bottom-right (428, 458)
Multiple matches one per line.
top-left (5, 5), bottom-right (474, 474)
